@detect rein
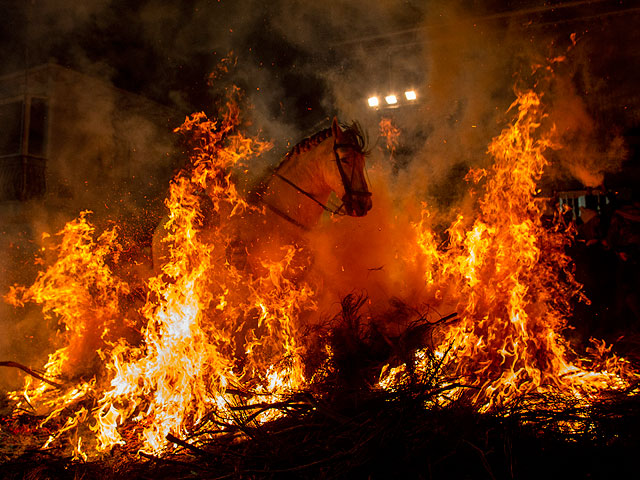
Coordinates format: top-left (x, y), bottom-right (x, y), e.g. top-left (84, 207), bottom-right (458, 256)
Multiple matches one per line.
top-left (273, 171), bottom-right (340, 215)
top-left (262, 201), bottom-right (312, 231)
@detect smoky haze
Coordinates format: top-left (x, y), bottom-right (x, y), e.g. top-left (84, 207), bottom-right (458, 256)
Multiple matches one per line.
top-left (1, 0), bottom-right (638, 388)
top-left (5, 1), bottom-right (636, 168)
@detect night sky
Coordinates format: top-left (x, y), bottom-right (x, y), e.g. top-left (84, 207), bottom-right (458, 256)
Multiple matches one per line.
top-left (1, 0), bottom-right (427, 131)
top-left (1, 0), bottom-right (639, 180)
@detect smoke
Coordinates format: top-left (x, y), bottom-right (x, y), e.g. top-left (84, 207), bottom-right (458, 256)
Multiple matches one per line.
top-left (296, 0), bottom-right (635, 323)
top-left (12, 0), bottom-right (630, 187)
top-left (1, 0), bottom-right (637, 388)
top-left (540, 39), bottom-right (629, 189)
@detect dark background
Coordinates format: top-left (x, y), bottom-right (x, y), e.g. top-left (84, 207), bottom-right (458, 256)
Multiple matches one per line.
top-left (1, 1), bottom-right (637, 135)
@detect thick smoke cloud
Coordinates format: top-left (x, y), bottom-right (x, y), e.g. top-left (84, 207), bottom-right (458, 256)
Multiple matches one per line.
top-left (10, 1), bottom-right (634, 178)
top-left (6, 1), bottom-right (429, 143)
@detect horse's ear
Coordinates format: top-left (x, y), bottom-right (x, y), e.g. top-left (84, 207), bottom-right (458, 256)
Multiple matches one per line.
top-left (331, 116), bottom-right (341, 139)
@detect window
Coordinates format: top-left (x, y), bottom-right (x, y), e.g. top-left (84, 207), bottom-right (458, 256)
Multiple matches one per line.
top-left (0, 101), bottom-right (23, 156)
top-left (0, 97), bottom-right (48, 200)
top-left (0, 97), bottom-right (49, 157)
top-left (28, 98), bottom-right (48, 157)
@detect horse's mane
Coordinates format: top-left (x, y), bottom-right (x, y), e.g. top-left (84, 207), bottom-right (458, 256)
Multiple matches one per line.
top-left (281, 120), bottom-right (368, 166)
top-left (285, 128), bottom-right (332, 160)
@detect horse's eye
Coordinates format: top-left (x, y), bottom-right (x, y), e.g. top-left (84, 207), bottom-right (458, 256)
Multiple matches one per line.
top-left (340, 158), bottom-right (351, 165)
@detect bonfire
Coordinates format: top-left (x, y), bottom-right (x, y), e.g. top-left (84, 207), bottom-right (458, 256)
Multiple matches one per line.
top-left (1, 68), bottom-right (638, 479)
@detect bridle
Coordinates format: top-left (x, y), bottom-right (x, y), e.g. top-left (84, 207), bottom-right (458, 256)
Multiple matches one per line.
top-left (332, 141), bottom-right (373, 213)
top-left (263, 138), bottom-right (371, 230)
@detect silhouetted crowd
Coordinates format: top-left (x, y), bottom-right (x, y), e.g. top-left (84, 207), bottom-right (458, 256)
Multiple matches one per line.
top-left (557, 188), bottom-right (640, 345)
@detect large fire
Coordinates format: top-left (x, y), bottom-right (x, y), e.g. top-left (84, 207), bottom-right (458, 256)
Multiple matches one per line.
top-left (5, 89), bottom-right (313, 457)
top-left (3, 84), bottom-right (637, 459)
top-left (378, 91), bottom-right (635, 409)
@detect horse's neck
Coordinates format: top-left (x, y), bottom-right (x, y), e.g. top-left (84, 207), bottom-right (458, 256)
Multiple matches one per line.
top-left (262, 139), bottom-right (334, 230)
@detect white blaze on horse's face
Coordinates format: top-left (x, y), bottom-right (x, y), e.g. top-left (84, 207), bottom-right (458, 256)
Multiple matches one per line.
top-left (329, 117), bottom-right (372, 217)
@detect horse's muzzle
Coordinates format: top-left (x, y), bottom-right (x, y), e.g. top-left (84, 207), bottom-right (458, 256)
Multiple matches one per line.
top-left (343, 192), bottom-right (372, 217)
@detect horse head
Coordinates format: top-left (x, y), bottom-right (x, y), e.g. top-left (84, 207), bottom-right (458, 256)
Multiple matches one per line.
top-left (328, 117), bottom-right (372, 217)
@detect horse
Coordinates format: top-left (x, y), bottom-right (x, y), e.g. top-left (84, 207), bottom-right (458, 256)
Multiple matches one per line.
top-left (151, 117), bottom-right (372, 274)
top-left (250, 117), bottom-right (371, 226)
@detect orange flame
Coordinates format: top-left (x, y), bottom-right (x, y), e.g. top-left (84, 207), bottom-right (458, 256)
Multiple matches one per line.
top-left (4, 85), bottom-right (637, 458)
top-left (6, 89), bottom-right (315, 455)
top-left (90, 91), bottom-right (313, 453)
top-left (380, 90), bottom-right (637, 408)
top-left (379, 117), bottom-right (401, 159)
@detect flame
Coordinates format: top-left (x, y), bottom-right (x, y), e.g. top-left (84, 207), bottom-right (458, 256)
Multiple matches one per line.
top-left (379, 117), bottom-right (401, 159)
top-left (6, 89), bottom-right (313, 455)
top-left (4, 84), bottom-right (637, 458)
top-left (89, 92), bottom-right (314, 453)
top-left (380, 90), bottom-right (637, 408)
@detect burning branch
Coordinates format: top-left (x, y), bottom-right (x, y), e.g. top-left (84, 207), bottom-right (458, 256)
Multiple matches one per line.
top-left (0, 361), bottom-right (64, 388)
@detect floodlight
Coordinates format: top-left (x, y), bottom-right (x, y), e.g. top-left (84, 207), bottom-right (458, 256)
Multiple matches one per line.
top-left (405, 90), bottom-right (417, 101)
top-left (367, 96), bottom-right (379, 107)
top-left (385, 94), bottom-right (398, 105)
